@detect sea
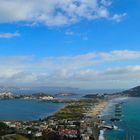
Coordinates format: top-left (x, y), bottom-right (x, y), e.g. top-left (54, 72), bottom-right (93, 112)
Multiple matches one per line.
top-left (0, 99), bottom-right (64, 121)
top-left (100, 97), bottom-right (140, 140)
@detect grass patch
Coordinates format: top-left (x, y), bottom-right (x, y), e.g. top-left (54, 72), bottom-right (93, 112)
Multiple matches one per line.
top-left (12, 134), bottom-right (29, 140)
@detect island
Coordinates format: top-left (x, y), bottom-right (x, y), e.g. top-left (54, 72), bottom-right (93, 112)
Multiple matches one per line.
top-left (55, 92), bottom-right (77, 97)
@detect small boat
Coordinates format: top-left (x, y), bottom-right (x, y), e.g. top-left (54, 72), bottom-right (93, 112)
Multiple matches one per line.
top-left (115, 106), bottom-right (122, 109)
top-left (115, 110), bottom-right (122, 113)
top-left (110, 118), bottom-right (121, 122)
top-left (115, 104), bottom-right (122, 107)
top-left (115, 114), bottom-right (123, 117)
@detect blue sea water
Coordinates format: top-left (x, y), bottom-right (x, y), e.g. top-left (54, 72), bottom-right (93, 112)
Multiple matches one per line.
top-left (102, 97), bottom-right (140, 140)
top-left (0, 99), bottom-right (64, 121)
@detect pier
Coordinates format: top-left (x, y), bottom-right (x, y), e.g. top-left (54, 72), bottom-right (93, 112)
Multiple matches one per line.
top-left (99, 124), bottom-right (114, 130)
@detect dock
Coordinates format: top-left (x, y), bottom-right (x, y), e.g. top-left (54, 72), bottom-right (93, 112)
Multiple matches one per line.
top-left (99, 124), bottom-right (114, 130)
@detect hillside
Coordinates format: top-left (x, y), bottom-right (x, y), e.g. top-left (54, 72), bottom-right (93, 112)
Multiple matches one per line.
top-left (121, 86), bottom-right (140, 97)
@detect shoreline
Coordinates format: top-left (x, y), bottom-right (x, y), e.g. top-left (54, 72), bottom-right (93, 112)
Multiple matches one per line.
top-left (98, 101), bottom-right (110, 140)
top-left (0, 98), bottom-right (110, 140)
top-left (91, 100), bottom-right (109, 140)
top-left (0, 97), bottom-right (127, 140)
top-left (98, 97), bottom-right (129, 140)
top-left (88, 100), bottom-right (109, 117)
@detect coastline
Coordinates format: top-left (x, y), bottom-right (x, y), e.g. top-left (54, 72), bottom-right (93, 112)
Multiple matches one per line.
top-left (98, 101), bottom-right (110, 140)
top-left (92, 101), bottom-right (109, 140)
top-left (0, 99), bottom-right (108, 140)
top-left (89, 101), bottom-right (109, 117)
top-left (0, 97), bottom-right (129, 140)
top-left (98, 97), bottom-right (129, 140)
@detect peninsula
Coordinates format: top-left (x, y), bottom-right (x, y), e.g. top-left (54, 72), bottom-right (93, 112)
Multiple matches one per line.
top-left (0, 85), bottom-right (140, 140)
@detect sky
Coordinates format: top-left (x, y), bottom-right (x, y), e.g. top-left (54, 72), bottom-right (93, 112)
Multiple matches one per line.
top-left (0, 0), bottom-right (140, 89)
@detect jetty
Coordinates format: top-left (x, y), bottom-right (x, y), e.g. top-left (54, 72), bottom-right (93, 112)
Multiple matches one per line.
top-left (94, 122), bottom-right (115, 130)
top-left (99, 124), bottom-right (115, 130)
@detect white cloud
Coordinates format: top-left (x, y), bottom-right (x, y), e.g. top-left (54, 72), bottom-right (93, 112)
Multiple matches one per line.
top-left (38, 50), bottom-right (140, 70)
top-left (0, 0), bottom-right (126, 26)
top-left (54, 65), bottom-right (140, 82)
top-left (111, 13), bottom-right (127, 22)
top-left (0, 32), bottom-right (20, 38)
top-left (98, 50), bottom-right (140, 61)
top-left (101, 0), bottom-right (112, 6)
top-left (65, 31), bottom-right (75, 36)
top-left (0, 50), bottom-right (140, 88)
top-left (65, 30), bottom-right (89, 41)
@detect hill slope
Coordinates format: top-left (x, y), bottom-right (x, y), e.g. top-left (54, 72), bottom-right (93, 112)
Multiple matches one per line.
top-left (122, 86), bottom-right (140, 97)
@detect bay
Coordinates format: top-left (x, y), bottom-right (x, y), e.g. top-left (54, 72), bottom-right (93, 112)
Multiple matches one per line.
top-left (0, 99), bottom-right (64, 121)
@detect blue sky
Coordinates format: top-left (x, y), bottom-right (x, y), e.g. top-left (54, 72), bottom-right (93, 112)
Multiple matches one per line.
top-left (0, 0), bottom-right (140, 89)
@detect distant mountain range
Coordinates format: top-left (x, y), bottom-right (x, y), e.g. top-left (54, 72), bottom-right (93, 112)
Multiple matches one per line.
top-left (2, 85), bottom-right (140, 97)
top-left (0, 86), bottom-right (78, 91)
top-left (0, 86), bottom-right (123, 95)
top-left (0, 86), bottom-right (79, 95)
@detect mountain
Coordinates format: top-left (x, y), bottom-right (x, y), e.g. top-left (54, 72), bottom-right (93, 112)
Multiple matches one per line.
top-left (83, 86), bottom-right (140, 98)
top-left (121, 86), bottom-right (140, 97)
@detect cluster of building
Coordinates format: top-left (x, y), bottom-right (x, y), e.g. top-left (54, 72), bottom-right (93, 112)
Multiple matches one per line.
top-left (80, 116), bottom-right (95, 140)
top-left (47, 118), bottom-right (80, 139)
top-left (0, 92), bottom-right (13, 99)
top-left (3, 120), bottom-right (48, 138)
top-left (0, 92), bottom-right (54, 101)
top-left (2, 113), bottom-right (97, 140)
top-left (46, 114), bottom-right (97, 140)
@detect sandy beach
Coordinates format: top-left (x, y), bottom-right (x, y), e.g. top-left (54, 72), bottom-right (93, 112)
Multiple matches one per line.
top-left (89, 101), bottom-right (108, 117)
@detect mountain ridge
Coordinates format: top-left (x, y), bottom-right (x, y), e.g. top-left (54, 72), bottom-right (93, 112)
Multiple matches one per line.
top-left (121, 86), bottom-right (140, 97)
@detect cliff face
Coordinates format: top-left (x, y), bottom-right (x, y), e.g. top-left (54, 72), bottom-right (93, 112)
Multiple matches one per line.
top-left (122, 86), bottom-right (140, 97)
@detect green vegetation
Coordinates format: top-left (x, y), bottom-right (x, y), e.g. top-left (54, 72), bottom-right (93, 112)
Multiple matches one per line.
top-left (11, 134), bottom-right (29, 140)
top-left (41, 131), bottom-right (59, 140)
top-left (54, 101), bottom-right (91, 120)
top-left (0, 122), bottom-right (9, 136)
top-left (122, 86), bottom-right (140, 97)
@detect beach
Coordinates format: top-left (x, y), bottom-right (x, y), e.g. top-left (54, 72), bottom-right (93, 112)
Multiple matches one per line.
top-left (89, 100), bottom-right (109, 117)
top-left (85, 100), bottom-right (109, 140)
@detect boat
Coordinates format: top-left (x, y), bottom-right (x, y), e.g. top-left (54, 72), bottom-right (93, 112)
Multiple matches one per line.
top-left (110, 118), bottom-right (121, 122)
top-left (115, 110), bottom-right (122, 114)
top-left (115, 113), bottom-right (123, 117)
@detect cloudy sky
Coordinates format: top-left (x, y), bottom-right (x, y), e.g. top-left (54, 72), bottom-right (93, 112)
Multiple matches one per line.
top-left (0, 0), bottom-right (140, 89)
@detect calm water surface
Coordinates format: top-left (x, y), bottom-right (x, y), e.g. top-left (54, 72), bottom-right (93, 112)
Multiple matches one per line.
top-left (0, 99), bottom-right (64, 121)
